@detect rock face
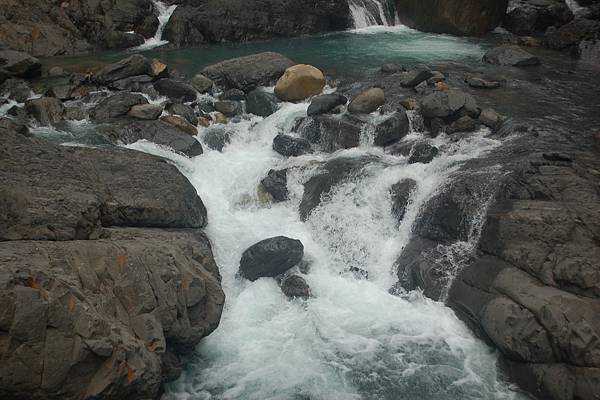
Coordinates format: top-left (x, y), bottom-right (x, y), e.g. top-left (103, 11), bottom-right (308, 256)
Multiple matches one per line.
top-left (395, 0), bottom-right (509, 36)
top-left (274, 64), bottom-right (326, 101)
top-left (504, 0), bottom-right (573, 36)
top-left (163, 0), bottom-right (351, 47)
top-left (0, 127), bottom-right (224, 400)
top-left (201, 52), bottom-right (295, 92)
top-left (238, 237), bottom-right (304, 281)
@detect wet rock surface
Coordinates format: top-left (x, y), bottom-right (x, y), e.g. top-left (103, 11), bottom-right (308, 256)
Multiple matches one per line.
top-left (239, 236), bottom-right (304, 281)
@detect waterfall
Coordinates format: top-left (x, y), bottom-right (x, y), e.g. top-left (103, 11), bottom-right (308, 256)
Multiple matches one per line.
top-left (134, 0), bottom-right (177, 51)
top-left (348, 0), bottom-right (398, 28)
top-left (565, 0), bottom-right (586, 16)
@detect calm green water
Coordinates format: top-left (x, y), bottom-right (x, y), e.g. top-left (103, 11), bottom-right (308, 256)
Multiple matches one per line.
top-left (45, 26), bottom-right (487, 78)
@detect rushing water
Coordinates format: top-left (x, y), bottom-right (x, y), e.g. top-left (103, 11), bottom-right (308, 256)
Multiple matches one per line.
top-left (133, 0), bottom-right (178, 51)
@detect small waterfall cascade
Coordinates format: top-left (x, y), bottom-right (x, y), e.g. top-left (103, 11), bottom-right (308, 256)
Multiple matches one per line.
top-left (134, 0), bottom-right (177, 51)
top-left (565, 0), bottom-right (586, 16)
top-left (348, 0), bottom-right (398, 28)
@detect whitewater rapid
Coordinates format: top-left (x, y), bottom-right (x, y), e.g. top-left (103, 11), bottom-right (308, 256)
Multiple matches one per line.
top-left (134, 0), bottom-right (177, 51)
top-left (124, 96), bottom-right (523, 400)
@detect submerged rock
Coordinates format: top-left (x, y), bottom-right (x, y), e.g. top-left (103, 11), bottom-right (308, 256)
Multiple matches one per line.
top-left (239, 236), bottom-right (304, 281)
top-left (307, 93), bottom-right (347, 116)
top-left (281, 275), bottom-right (311, 300)
top-left (274, 64), bottom-right (326, 101)
top-left (483, 45), bottom-right (541, 67)
top-left (348, 87), bottom-right (385, 114)
top-left (408, 143), bottom-right (439, 164)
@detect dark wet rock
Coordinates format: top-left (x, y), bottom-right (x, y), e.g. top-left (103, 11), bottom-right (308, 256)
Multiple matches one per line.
top-left (0, 50), bottom-right (41, 80)
top-left (239, 236), bottom-right (304, 281)
top-left (25, 97), bottom-right (65, 126)
top-left (408, 143), bottom-right (439, 164)
top-left (348, 87), bottom-right (385, 114)
top-left (373, 110), bottom-right (410, 147)
top-left (427, 71), bottom-right (445, 84)
top-left (348, 266), bottom-right (369, 280)
top-left (201, 52), bottom-right (295, 93)
top-left (214, 100), bottom-right (243, 117)
top-left (101, 31), bottom-right (145, 49)
top-left (273, 134), bottom-right (312, 157)
top-left (483, 45), bottom-right (541, 67)
top-left (166, 103), bottom-right (198, 126)
top-left (98, 120), bottom-right (203, 157)
top-left (128, 103), bottom-right (163, 120)
top-left (246, 90), bottom-right (279, 117)
top-left (95, 55), bottom-right (153, 86)
top-left (111, 74), bottom-right (154, 91)
top-left (219, 89), bottom-right (246, 101)
top-left (395, 0), bottom-right (509, 36)
top-left (281, 275), bottom-right (310, 300)
top-left (202, 127), bottom-right (232, 151)
top-left (0, 127), bottom-right (223, 400)
top-left (381, 63), bottom-right (405, 73)
top-left (479, 108), bottom-right (502, 129)
top-left (0, 78), bottom-right (32, 102)
top-left (160, 115), bottom-right (198, 136)
top-left (191, 73), bottom-right (214, 93)
top-left (390, 178), bottom-right (417, 223)
top-left (46, 84), bottom-right (75, 101)
top-left (400, 67), bottom-right (434, 87)
top-left (91, 92), bottom-right (149, 122)
top-left (260, 169), bottom-right (288, 202)
top-left (163, 0), bottom-right (351, 48)
top-left (0, 117), bottom-right (30, 137)
top-left (466, 75), bottom-right (501, 89)
top-left (448, 116), bottom-right (477, 134)
top-left (154, 79), bottom-right (197, 102)
top-left (295, 115), bottom-right (362, 152)
top-left (420, 89), bottom-right (471, 119)
top-left (299, 157), bottom-right (373, 221)
top-left (504, 0), bottom-right (573, 36)
top-left (544, 18), bottom-right (600, 51)
top-left (307, 94), bottom-right (347, 116)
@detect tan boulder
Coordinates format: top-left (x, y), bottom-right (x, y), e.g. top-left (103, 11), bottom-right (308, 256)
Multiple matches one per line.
top-left (274, 64), bottom-right (325, 102)
top-left (160, 115), bottom-right (198, 136)
top-left (348, 88), bottom-right (385, 114)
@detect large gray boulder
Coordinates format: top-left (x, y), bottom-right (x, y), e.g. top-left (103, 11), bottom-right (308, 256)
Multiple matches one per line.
top-left (0, 49), bottom-right (41, 81)
top-left (239, 236), bottom-right (304, 281)
top-left (90, 92), bottom-right (149, 122)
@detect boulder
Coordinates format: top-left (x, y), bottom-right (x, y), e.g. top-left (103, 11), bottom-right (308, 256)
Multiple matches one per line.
top-left (91, 92), bottom-right (149, 122)
top-left (274, 64), bottom-right (326, 101)
top-left (466, 76), bottom-right (501, 89)
top-left (504, 0), bottom-right (573, 36)
top-left (0, 78), bottom-right (31, 102)
top-left (111, 75), bottom-right (154, 91)
top-left (479, 108), bottom-right (502, 129)
top-left (219, 89), bottom-right (246, 101)
top-left (395, 0), bottom-right (509, 36)
top-left (281, 275), bottom-right (311, 300)
top-left (273, 134), bottom-right (312, 157)
top-left (307, 94), bottom-right (347, 116)
top-left (191, 73), bottom-right (214, 93)
top-left (128, 104), bottom-right (163, 120)
top-left (201, 52), bottom-right (295, 92)
top-left (246, 90), bottom-right (279, 117)
top-left (239, 236), bottom-right (304, 281)
top-left (483, 45), bottom-right (541, 67)
top-left (260, 169), bottom-right (289, 202)
top-left (95, 55), bottom-right (152, 86)
top-left (420, 89), bottom-right (476, 119)
top-left (0, 49), bottom-right (41, 79)
top-left (166, 103), bottom-right (198, 126)
top-left (46, 84), bottom-right (76, 101)
top-left (400, 67), bottom-right (434, 87)
top-left (543, 18), bottom-right (600, 51)
top-left (214, 100), bottom-right (243, 117)
top-left (101, 31), bottom-right (145, 49)
top-left (25, 97), bottom-right (65, 126)
top-left (202, 127), bottom-right (232, 151)
top-left (408, 143), bottom-right (439, 164)
top-left (373, 110), bottom-right (410, 147)
top-left (390, 178), bottom-right (417, 223)
top-left (447, 115), bottom-right (477, 134)
top-left (154, 79), bottom-right (197, 102)
top-left (98, 120), bottom-right (203, 157)
top-left (295, 115), bottom-right (362, 152)
top-left (160, 115), bottom-right (199, 136)
top-left (348, 87), bottom-right (385, 114)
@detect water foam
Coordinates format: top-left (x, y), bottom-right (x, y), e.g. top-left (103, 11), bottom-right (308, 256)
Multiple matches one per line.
top-left (133, 0), bottom-right (177, 51)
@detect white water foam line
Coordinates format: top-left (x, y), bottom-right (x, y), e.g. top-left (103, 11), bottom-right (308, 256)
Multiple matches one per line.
top-left (134, 0), bottom-right (177, 51)
top-left (349, 0), bottom-right (395, 28)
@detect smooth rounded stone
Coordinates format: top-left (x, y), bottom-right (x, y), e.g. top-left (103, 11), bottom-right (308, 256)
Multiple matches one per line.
top-left (295, 115), bottom-right (361, 152)
top-left (483, 45), bottom-right (541, 66)
top-left (160, 115), bottom-right (198, 136)
top-left (274, 64), bottom-right (326, 101)
top-left (239, 236), bottom-right (304, 281)
top-left (25, 97), bottom-right (65, 126)
top-left (447, 115), bottom-right (477, 134)
top-left (420, 89), bottom-right (468, 118)
top-left (479, 108), bottom-right (502, 129)
top-left (400, 67), bottom-right (434, 87)
top-left (191, 73), bottom-right (214, 93)
top-left (128, 104), bottom-right (163, 120)
top-left (273, 134), bottom-right (312, 157)
top-left (154, 79), bottom-right (197, 102)
top-left (166, 103), bottom-right (198, 125)
top-left (0, 49), bottom-right (42, 79)
top-left (201, 52), bottom-right (295, 92)
top-left (408, 142), bottom-right (439, 164)
top-left (91, 92), bottom-right (148, 122)
top-left (373, 110), bottom-right (410, 147)
top-left (219, 88), bottom-right (246, 101)
top-left (246, 90), bottom-right (279, 117)
top-left (260, 169), bottom-right (288, 202)
top-left (348, 87), bottom-right (385, 114)
top-left (214, 100), bottom-right (243, 117)
top-left (94, 54), bottom-right (152, 85)
top-left (281, 275), bottom-right (310, 300)
top-left (380, 63), bottom-right (405, 73)
top-left (466, 75), bottom-right (501, 89)
top-left (202, 127), bottom-right (232, 151)
top-left (46, 84), bottom-right (75, 101)
top-left (307, 93), bottom-right (347, 116)
top-left (390, 178), bottom-right (418, 223)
